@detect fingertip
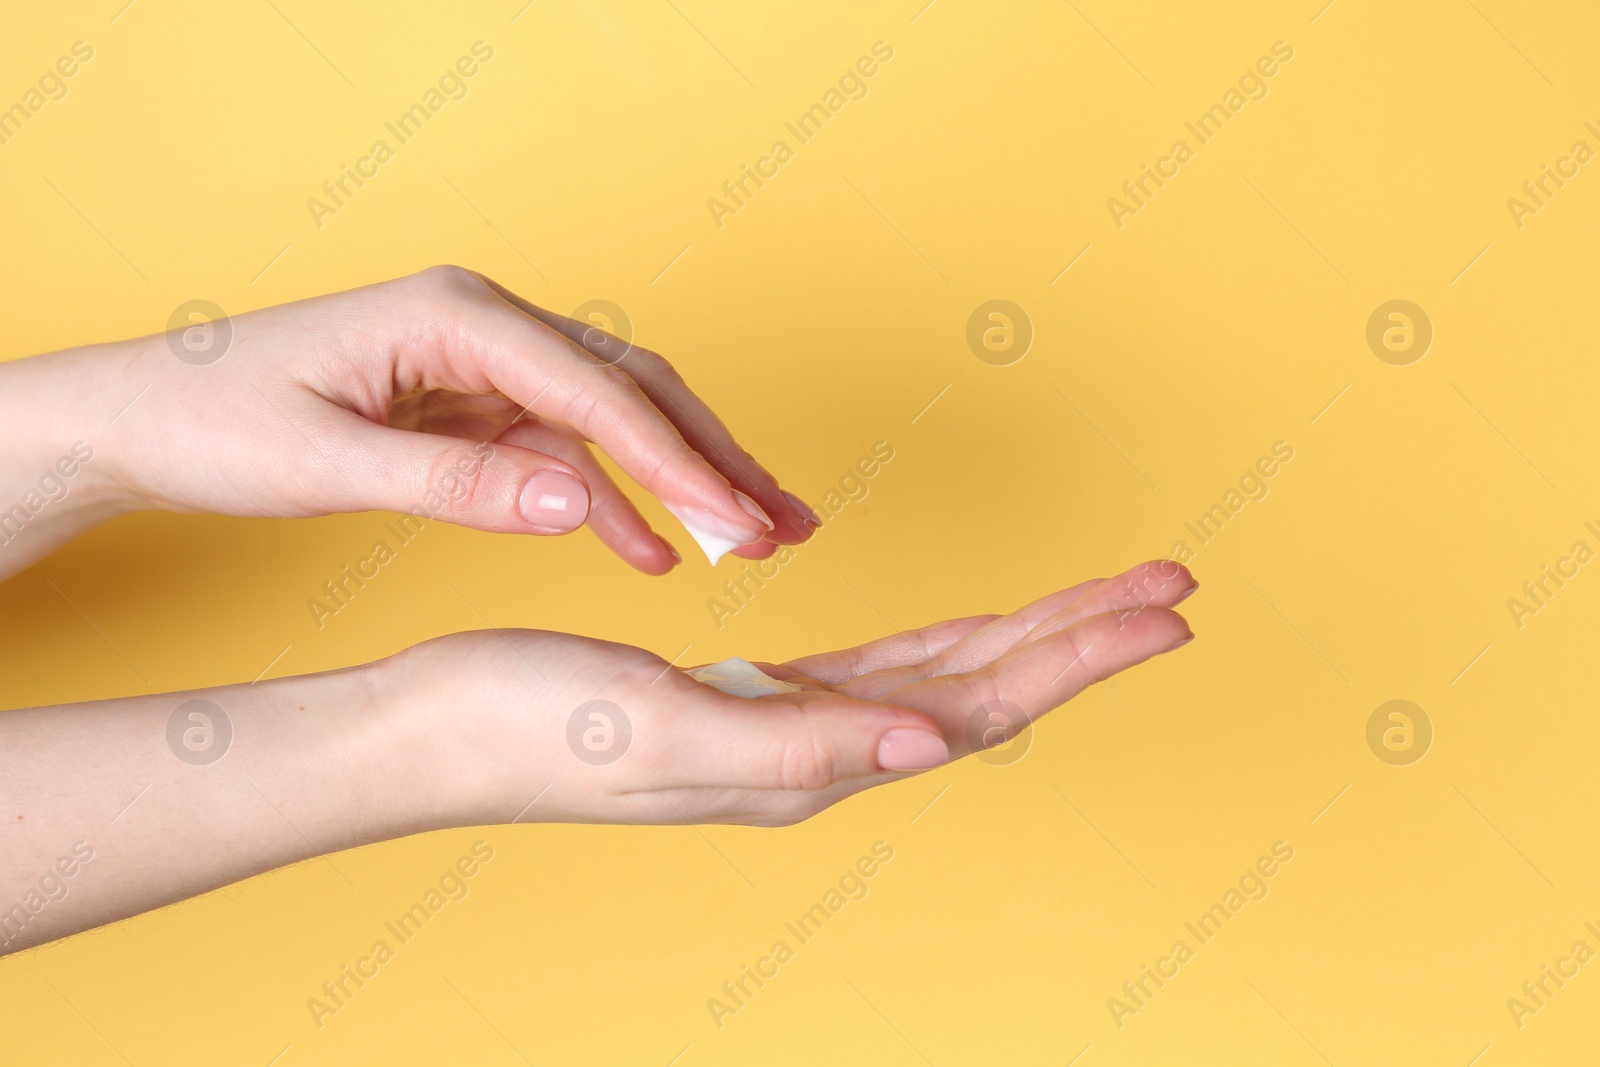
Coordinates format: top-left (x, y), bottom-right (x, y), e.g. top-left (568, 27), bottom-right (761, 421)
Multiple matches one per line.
top-left (663, 500), bottom-right (769, 563)
top-left (518, 469), bottom-right (590, 533)
top-left (730, 539), bottom-right (778, 561)
top-left (733, 490), bottom-right (775, 531)
top-left (877, 727), bottom-right (951, 771)
top-left (742, 489), bottom-right (818, 546)
top-left (782, 491), bottom-right (821, 530)
top-left (633, 556), bottom-right (675, 577)
top-left (1145, 558), bottom-right (1195, 587)
top-left (626, 534), bottom-right (682, 576)
top-left (1103, 560), bottom-right (1199, 609)
top-left (1132, 606), bottom-right (1195, 654)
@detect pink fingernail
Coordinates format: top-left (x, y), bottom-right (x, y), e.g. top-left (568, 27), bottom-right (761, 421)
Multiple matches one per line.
top-left (733, 490), bottom-right (774, 531)
top-left (782, 490), bottom-right (822, 528)
top-left (1173, 582), bottom-right (1199, 605)
top-left (659, 536), bottom-right (682, 563)
top-left (519, 470), bottom-right (589, 532)
top-left (877, 728), bottom-right (950, 771)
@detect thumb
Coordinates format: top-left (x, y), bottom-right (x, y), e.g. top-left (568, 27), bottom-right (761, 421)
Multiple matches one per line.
top-left (333, 421), bottom-right (592, 535)
top-left (656, 688), bottom-right (953, 793)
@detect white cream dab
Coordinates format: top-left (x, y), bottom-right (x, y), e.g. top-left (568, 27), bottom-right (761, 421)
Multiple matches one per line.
top-left (686, 658), bottom-right (802, 698)
top-left (664, 503), bottom-right (762, 565)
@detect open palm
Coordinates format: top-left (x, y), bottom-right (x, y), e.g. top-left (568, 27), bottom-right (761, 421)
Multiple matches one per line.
top-left (403, 560), bottom-right (1196, 829)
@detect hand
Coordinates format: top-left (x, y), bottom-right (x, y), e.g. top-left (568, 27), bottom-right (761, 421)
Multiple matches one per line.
top-left (0, 560), bottom-right (1194, 952)
top-left (393, 560), bottom-right (1196, 827)
top-left (0, 266), bottom-right (818, 577)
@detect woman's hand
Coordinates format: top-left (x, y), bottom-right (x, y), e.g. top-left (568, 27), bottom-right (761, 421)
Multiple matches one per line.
top-left (0, 560), bottom-right (1193, 952)
top-left (0, 266), bottom-right (817, 578)
top-left (395, 559), bottom-right (1196, 828)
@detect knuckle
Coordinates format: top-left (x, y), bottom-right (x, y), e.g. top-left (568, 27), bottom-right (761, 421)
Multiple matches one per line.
top-left (777, 731), bottom-right (837, 792)
top-left (590, 359), bottom-right (641, 394)
top-left (628, 347), bottom-right (673, 379)
top-left (620, 444), bottom-right (675, 493)
top-left (422, 441), bottom-right (497, 515)
top-left (1063, 630), bottom-right (1109, 686)
top-left (561, 362), bottom-right (647, 431)
top-left (415, 264), bottom-right (493, 301)
top-left (968, 674), bottom-right (1008, 716)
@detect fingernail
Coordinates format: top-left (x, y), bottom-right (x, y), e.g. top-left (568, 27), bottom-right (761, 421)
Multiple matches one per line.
top-left (1173, 582), bottom-right (1199, 605)
top-left (659, 536), bottom-right (682, 563)
top-left (519, 470), bottom-right (589, 532)
top-left (877, 728), bottom-right (950, 771)
top-left (733, 490), bottom-right (775, 531)
top-left (1170, 632), bottom-right (1195, 651)
top-left (782, 490), bottom-right (822, 528)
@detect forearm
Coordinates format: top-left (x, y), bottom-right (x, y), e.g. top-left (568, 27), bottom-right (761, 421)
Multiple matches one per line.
top-left (0, 655), bottom-right (462, 954)
top-left (0, 345), bottom-right (138, 578)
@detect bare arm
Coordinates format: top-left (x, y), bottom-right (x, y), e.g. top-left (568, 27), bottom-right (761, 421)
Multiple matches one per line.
top-left (1, 561), bottom-right (1195, 955)
top-left (0, 266), bottom-right (825, 585)
top-left (0, 659), bottom-right (455, 953)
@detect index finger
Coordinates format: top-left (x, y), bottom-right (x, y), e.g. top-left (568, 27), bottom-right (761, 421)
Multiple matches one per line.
top-left (412, 269), bottom-right (776, 560)
top-left (484, 278), bottom-right (817, 545)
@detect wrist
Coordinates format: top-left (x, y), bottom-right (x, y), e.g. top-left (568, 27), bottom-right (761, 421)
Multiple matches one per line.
top-left (233, 657), bottom-right (473, 851)
top-left (0, 344), bottom-right (146, 570)
top-left (350, 646), bottom-right (518, 834)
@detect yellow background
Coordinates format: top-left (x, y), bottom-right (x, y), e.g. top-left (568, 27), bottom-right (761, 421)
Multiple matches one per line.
top-left (3, 0), bottom-right (1599, 1062)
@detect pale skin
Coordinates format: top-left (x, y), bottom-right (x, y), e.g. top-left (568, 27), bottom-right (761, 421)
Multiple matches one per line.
top-left (0, 267), bottom-right (1196, 954)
